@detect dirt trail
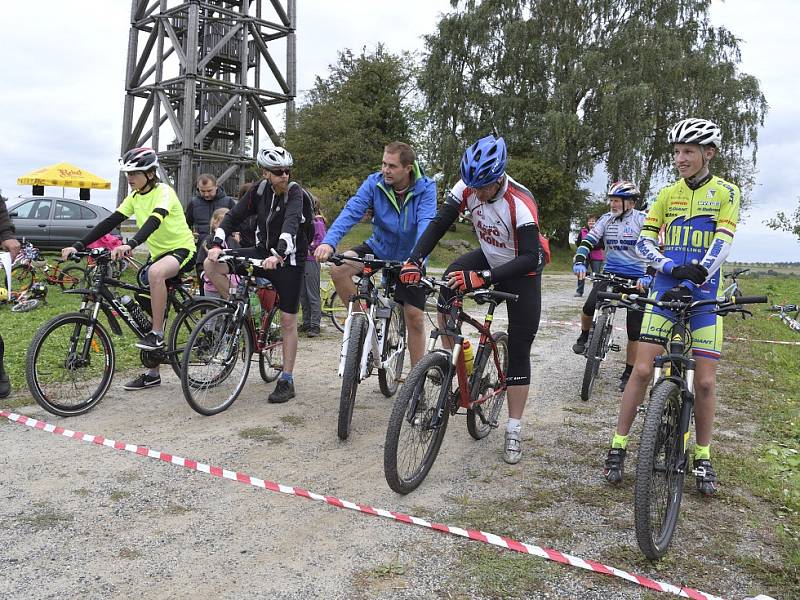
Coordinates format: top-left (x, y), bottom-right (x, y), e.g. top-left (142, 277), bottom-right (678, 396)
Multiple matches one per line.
top-left (0, 273), bottom-right (776, 599)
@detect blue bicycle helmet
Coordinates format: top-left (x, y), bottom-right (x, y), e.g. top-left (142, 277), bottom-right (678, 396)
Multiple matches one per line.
top-left (460, 135), bottom-right (507, 188)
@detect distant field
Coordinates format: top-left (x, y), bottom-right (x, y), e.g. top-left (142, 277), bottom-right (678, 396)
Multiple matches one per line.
top-left (725, 262), bottom-right (800, 276)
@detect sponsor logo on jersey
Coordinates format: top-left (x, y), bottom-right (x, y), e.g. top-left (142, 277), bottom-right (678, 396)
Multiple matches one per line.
top-left (665, 225), bottom-right (715, 249)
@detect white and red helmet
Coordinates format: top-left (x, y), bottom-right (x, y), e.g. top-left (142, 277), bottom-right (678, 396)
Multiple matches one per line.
top-left (668, 118), bottom-right (722, 147)
top-left (119, 147), bottom-right (159, 172)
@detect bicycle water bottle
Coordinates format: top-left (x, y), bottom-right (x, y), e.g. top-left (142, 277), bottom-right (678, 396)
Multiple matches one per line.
top-left (462, 339), bottom-right (474, 376)
top-left (121, 295), bottom-right (152, 331)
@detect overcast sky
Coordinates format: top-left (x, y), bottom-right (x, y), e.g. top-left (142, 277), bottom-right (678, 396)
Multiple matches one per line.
top-left (0, 0), bottom-right (796, 261)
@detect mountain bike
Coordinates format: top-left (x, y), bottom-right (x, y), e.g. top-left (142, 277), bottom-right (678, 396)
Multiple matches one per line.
top-left (768, 303), bottom-right (800, 333)
top-left (25, 248), bottom-right (222, 417)
top-left (329, 254), bottom-right (406, 440)
top-left (320, 276), bottom-right (348, 333)
top-left (8, 242), bottom-right (85, 292)
top-left (180, 253), bottom-right (283, 416)
top-left (383, 277), bottom-right (516, 494)
top-left (579, 272), bottom-right (640, 402)
top-left (598, 289), bottom-right (767, 560)
top-left (721, 267), bottom-right (749, 300)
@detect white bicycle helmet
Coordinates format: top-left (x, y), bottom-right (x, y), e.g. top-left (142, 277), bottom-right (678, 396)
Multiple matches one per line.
top-left (607, 180), bottom-right (640, 198)
top-left (119, 148), bottom-right (159, 172)
top-left (667, 118), bottom-right (722, 147)
top-left (257, 146), bottom-right (294, 170)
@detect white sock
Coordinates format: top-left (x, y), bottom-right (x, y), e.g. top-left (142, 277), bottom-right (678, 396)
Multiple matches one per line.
top-left (506, 418), bottom-right (521, 433)
top-left (147, 369), bottom-right (159, 377)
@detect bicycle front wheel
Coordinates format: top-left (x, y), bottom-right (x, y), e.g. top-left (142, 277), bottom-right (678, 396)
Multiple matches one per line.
top-left (337, 314), bottom-right (367, 440)
top-left (180, 307), bottom-right (253, 416)
top-left (326, 290), bottom-right (348, 333)
top-left (26, 313), bottom-right (115, 416)
top-left (378, 302), bottom-right (405, 397)
top-left (59, 266), bottom-right (86, 290)
top-left (634, 380), bottom-right (685, 560)
top-left (258, 306), bottom-right (284, 383)
top-left (467, 332), bottom-right (509, 440)
top-left (384, 352), bottom-right (451, 494)
top-left (580, 312), bottom-right (608, 402)
top-left (167, 298), bottom-right (223, 378)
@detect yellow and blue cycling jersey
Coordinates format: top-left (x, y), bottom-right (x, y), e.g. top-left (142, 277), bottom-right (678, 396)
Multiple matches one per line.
top-left (635, 174), bottom-right (740, 359)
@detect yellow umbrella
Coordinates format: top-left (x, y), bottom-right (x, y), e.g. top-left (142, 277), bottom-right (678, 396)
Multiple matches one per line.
top-left (17, 162), bottom-right (111, 190)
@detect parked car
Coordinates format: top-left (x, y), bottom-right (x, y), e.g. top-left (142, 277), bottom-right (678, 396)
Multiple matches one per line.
top-left (7, 196), bottom-right (120, 250)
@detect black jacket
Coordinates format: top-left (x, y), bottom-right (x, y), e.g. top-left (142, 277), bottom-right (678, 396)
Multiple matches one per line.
top-left (185, 189), bottom-right (235, 236)
top-left (213, 180), bottom-right (310, 267)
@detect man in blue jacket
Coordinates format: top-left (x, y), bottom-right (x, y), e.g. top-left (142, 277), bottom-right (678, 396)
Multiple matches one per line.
top-left (314, 141), bottom-right (437, 366)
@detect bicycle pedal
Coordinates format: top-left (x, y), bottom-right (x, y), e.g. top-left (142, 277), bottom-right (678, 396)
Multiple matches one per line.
top-left (609, 344), bottom-right (621, 352)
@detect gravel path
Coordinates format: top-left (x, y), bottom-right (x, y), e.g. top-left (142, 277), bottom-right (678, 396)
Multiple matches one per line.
top-left (0, 273), bottom-right (781, 599)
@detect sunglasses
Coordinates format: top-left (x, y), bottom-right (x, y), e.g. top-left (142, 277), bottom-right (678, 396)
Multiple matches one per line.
top-left (268, 168), bottom-right (291, 176)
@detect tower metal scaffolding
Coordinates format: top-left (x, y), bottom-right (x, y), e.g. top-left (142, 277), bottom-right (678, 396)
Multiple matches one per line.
top-left (119, 0), bottom-right (297, 205)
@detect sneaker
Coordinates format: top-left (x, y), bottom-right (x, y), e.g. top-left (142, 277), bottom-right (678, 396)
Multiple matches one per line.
top-left (574, 292), bottom-right (583, 297)
top-left (306, 326), bottom-right (320, 338)
top-left (268, 378), bottom-right (295, 404)
top-left (693, 458), bottom-right (718, 497)
top-left (572, 332), bottom-right (589, 355)
top-left (123, 372), bottom-right (161, 390)
top-left (503, 430), bottom-right (522, 464)
top-left (603, 447), bottom-right (626, 484)
top-left (618, 370), bottom-right (631, 392)
top-left (298, 323), bottom-right (309, 333)
top-left (0, 373), bottom-right (10, 399)
top-left (135, 332), bottom-right (164, 351)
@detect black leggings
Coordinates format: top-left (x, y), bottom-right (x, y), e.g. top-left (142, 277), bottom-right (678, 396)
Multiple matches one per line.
top-left (0, 333), bottom-right (6, 377)
top-left (581, 279), bottom-right (643, 341)
top-left (440, 249), bottom-right (541, 387)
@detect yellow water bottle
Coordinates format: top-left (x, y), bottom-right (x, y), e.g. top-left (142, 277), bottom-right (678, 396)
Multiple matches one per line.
top-left (462, 339), bottom-right (474, 376)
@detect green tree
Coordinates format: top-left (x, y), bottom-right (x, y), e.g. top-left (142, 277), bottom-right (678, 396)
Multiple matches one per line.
top-left (419, 0), bottom-right (767, 241)
top-left (286, 45), bottom-right (420, 190)
top-left (765, 198), bottom-right (800, 242)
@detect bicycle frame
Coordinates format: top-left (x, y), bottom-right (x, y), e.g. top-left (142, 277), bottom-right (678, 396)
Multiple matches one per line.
top-left (424, 291), bottom-right (508, 430)
top-left (65, 250), bottom-right (197, 359)
top-left (769, 304), bottom-right (800, 333)
top-left (337, 262), bottom-right (403, 381)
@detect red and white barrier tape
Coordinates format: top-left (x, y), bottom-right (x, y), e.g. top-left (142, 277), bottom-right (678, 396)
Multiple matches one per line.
top-left (1, 410), bottom-right (729, 599)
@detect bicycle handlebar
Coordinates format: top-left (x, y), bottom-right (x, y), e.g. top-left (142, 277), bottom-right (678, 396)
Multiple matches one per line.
top-left (724, 268), bottom-right (750, 278)
top-left (419, 277), bottom-right (518, 303)
top-left (328, 253), bottom-right (402, 271)
top-left (597, 290), bottom-right (768, 310)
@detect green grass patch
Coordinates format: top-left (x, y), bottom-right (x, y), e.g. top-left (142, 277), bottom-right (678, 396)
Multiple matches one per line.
top-left (716, 275), bottom-right (800, 589)
top-left (279, 414), bottom-right (305, 426)
top-left (238, 426), bottom-right (285, 444)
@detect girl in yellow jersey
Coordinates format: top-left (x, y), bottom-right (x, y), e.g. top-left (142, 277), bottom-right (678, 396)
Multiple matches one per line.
top-left (62, 148), bottom-right (196, 390)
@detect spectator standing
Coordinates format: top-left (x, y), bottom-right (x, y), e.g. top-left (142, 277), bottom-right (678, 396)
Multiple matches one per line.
top-left (185, 174), bottom-right (235, 291)
top-left (299, 200), bottom-right (327, 337)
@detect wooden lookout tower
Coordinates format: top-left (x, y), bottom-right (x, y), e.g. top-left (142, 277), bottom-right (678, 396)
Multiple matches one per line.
top-left (119, 0), bottom-right (296, 205)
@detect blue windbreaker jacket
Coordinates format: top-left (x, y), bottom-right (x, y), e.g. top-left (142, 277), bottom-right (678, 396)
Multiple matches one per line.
top-left (322, 161), bottom-right (437, 261)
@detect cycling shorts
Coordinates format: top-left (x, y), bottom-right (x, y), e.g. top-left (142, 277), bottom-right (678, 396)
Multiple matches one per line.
top-left (639, 285), bottom-right (723, 360)
top-left (224, 247), bottom-right (305, 314)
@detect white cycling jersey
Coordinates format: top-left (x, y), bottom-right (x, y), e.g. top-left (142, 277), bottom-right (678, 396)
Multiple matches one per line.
top-left (448, 175), bottom-right (540, 270)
